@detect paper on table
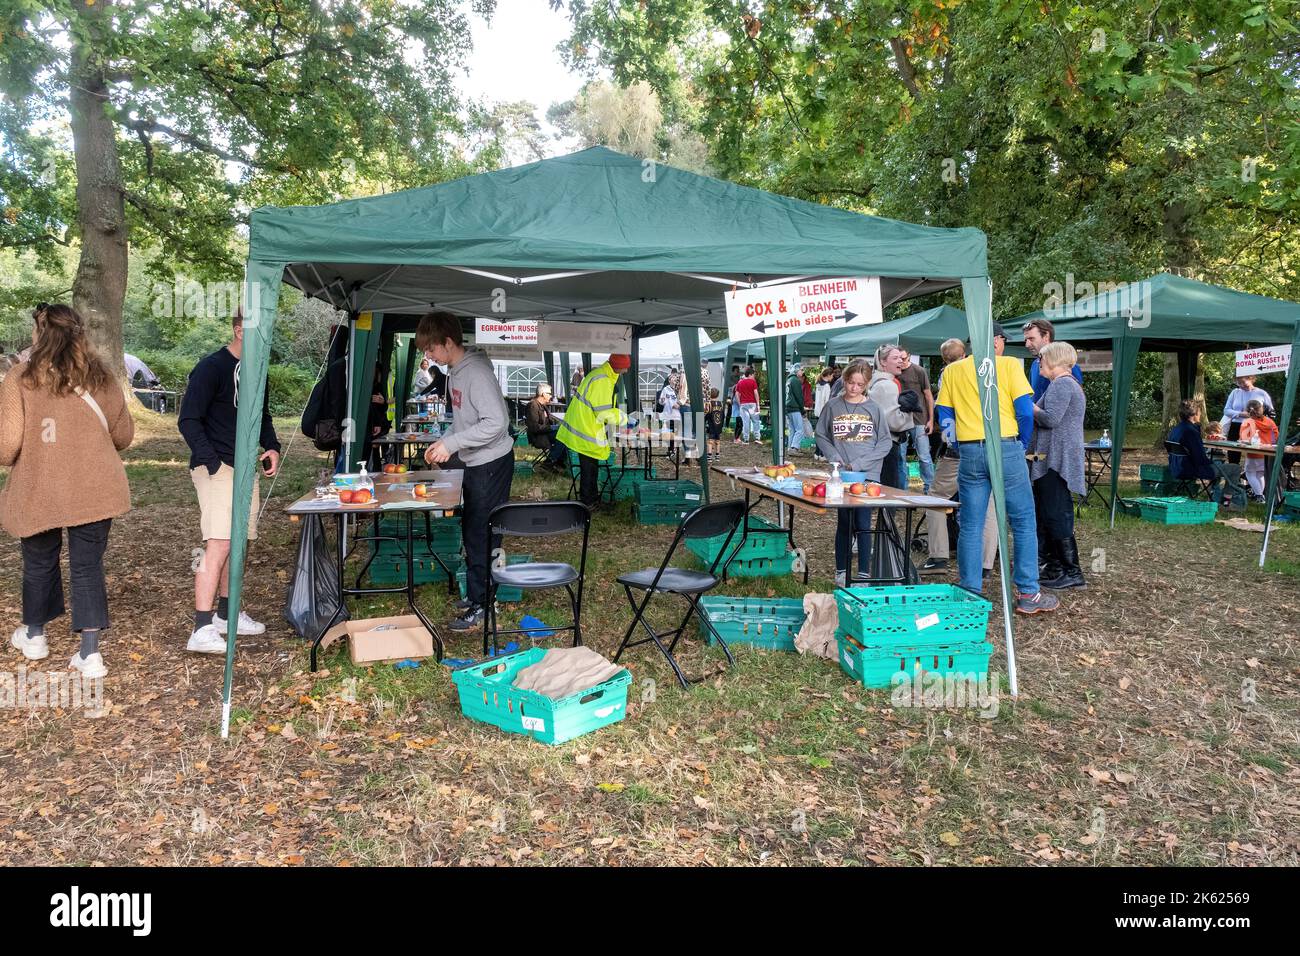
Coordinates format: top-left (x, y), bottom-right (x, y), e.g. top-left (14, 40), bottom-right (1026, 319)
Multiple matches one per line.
top-left (897, 495), bottom-right (956, 507)
top-left (380, 499), bottom-right (439, 510)
top-left (289, 499), bottom-right (342, 512)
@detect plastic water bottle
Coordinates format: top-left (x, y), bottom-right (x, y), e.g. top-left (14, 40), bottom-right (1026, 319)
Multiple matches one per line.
top-left (826, 462), bottom-right (844, 502)
top-left (1099, 429), bottom-right (1111, 448)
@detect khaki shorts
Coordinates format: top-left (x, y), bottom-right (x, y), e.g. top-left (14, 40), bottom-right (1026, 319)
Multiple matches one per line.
top-left (191, 463), bottom-right (260, 541)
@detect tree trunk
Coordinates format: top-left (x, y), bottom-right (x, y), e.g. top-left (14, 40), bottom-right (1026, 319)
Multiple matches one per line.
top-left (1160, 353), bottom-right (1180, 439)
top-left (68, 1), bottom-right (128, 381)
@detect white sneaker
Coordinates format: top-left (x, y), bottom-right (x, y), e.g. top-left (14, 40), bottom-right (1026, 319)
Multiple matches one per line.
top-left (213, 610), bottom-right (266, 636)
top-left (69, 651), bottom-right (107, 680)
top-left (11, 626), bottom-right (49, 661)
top-left (186, 624), bottom-right (228, 655)
top-left (835, 570), bottom-right (847, 588)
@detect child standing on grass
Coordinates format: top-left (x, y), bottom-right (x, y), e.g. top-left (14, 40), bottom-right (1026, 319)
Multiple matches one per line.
top-left (1239, 399), bottom-right (1279, 501)
top-left (705, 387), bottom-right (724, 462)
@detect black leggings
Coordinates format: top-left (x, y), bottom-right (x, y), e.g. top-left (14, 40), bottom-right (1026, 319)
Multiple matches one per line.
top-left (1032, 470), bottom-right (1075, 539)
top-left (834, 507), bottom-right (873, 575)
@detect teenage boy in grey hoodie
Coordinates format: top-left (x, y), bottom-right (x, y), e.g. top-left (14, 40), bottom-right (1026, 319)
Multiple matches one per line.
top-left (417, 310), bottom-right (514, 632)
top-left (868, 344), bottom-right (916, 489)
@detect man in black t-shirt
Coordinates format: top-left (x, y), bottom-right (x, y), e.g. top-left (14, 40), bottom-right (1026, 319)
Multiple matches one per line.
top-left (177, 312), bottom-right (280, 655)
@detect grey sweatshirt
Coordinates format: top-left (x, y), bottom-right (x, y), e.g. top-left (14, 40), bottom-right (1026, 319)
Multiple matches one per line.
top-left (814, 395), bottom-right (894, 478)
top-left (1030, 374), bottom-right (1086, 495)
top-left (868, 370), bottom-right (913, 437)
top-left (440, 347), bottom-right (514, 466)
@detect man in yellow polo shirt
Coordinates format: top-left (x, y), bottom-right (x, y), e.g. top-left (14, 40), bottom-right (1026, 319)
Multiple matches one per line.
top-left (936, 324), bottom-right (1059, 614)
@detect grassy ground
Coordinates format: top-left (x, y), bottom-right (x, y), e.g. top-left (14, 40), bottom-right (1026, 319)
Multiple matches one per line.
top-left (0, 407), bottom-right (1297, 866)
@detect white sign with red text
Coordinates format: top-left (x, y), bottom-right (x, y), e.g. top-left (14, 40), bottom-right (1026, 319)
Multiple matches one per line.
top-left (725, 276), bottom-right (883, 342)
top-left (1235, 344), bottom-right (1292, 377)
top-left (476, 318), bottom-right (539, 346)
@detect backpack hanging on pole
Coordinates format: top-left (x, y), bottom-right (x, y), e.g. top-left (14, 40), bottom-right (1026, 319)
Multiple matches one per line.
top-left (301, 355), bottom-right (348, 452)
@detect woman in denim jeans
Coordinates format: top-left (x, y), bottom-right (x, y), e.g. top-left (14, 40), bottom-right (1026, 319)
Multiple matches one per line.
top-left (0, 304), bottom-right (134, 679)
top-left (734, 366), bottom-right (762, 443)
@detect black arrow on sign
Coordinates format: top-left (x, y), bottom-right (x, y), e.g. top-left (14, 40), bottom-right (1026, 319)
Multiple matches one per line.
top-left (752, 320), bottom-right (773, 334)
top-left (837, 309), bottom-right (859, 323)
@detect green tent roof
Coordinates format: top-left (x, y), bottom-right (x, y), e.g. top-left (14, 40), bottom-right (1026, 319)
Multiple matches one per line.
top-left (798, 304), bottom-right (969, 358)
top-left (249, 146), bottom-right (987, 329)
top-left (1012, 272), bottom-right (1300, 351)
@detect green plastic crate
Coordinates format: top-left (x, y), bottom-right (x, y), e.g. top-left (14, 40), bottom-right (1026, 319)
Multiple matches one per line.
top-left (376, 514), bottom-right (462, 547)
top-left (1131, 496), bottom-right (1218, 525)
top-left (636, 479), bottom-right (704, 507)
top-left (513, 460), bottom-right (534, 477)
top-left (1139, 463), bottom-right (1173, 482)
top-left (685, 514), bottom-right (787, 564)
top-left (836, 631), bottom-right (993, 689)
top-left (366, 553), bottom-right (462, 587)
top-left (634, 503), bottom-right (694, 525)
top-left (835, 584), bottom-right (991, 646)
top-left (451, 648), bottom-right (632, 745)
top-left (697, 596), bottom-right (804, 651)
top-left (1281, 490), bottom-right (1300, 515)
top-left (1139, 478), bottom-right (1184, 494)
top-left (726, 552), bottom-right (797, 578)
top-left (456, 554), bottom-right (533, 603)
top-left (908, 461), bottom-right (921, 480)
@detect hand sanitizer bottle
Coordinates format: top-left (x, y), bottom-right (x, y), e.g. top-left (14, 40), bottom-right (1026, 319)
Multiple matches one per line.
top-left (356, 462), bottom-right (374, 495)
top-left (826, 462), bottom-right (844, 502)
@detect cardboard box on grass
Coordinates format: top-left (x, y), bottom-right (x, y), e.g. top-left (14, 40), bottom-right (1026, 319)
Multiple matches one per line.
top-left (320, 615), bottom-right (433, 665)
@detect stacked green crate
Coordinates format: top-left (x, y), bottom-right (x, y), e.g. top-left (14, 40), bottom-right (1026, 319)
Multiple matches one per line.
top-left (368, 515), bottom-right (462, 585)
top-left (1131, 496), bottom-right (1218, 525)
top-left (634, 479), bottom-right (704, 525)
top-left (456, 554), bottom-right (534, 602)
top-left (834, 584), bottom-right (994, 689)
top-left (1138, 463), bottom-right (1184, 494)
top-left (685, 514), bottom-right (789, 567)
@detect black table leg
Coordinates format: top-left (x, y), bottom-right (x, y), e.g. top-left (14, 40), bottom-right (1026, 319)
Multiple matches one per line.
top-left (404, 510), bottom-right (444, 662)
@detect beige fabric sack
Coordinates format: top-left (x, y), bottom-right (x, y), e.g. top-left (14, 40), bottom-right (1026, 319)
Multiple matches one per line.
top-left (795, 593), bottom-right (838, 660)
top-left (512, 646), bottom-right (624, 700)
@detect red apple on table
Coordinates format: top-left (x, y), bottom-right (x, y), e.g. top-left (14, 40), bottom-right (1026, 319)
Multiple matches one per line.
top-left (849, 482), bottom-right (866, 495)
top-left (813, 482), bottom-right (827, 498)
top-left (352, 489), bottom-right (372, 504)
top-left (865, 483), bottom-right (883, 497)
top-left (338, 488), bottom-right (355, 503)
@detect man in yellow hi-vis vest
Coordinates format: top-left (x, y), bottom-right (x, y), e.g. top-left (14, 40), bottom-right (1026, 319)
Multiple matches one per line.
top-left (558, 354), bottom-right (631, 506)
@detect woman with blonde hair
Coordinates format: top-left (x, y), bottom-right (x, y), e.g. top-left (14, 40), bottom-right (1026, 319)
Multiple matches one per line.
top-left (0, 303), bottom-right (134, 678)
top-left (1030, 341), bottom-right (1087, 589)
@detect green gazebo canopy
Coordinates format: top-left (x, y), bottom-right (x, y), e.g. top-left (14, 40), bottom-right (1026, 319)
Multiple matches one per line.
top-left (804, 304), bottom-right (969, 359)
top-left (220, 146), bottom-right (1021, 731)
top-left (1011, 272), bottom-right (1300, 557)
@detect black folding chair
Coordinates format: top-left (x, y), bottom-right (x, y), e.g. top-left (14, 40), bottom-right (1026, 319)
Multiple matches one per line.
top-left (1164, 440), bottom-right (1215, 499)
top-left (482, 501), bottom-right (592, 656)
top-left (612, 499), bottom-right (746, 689)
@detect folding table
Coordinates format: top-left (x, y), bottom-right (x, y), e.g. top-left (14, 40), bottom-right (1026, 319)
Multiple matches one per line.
top-left (710, 466), bottom-right (957, 585)
top-left (285, 469), bottom-right (464, 671)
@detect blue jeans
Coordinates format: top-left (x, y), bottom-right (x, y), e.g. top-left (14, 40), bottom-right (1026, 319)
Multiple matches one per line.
top-left (786, 412), bottom-right (804, 451)
top-left (740, 403), bottom-right (760, 442)
top-left (957, 439), bottom-right (1038, 594)
top-left (906, 423), bottom-right (935, 491)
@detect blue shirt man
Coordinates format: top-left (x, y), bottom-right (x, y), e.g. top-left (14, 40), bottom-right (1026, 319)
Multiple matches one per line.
top-left (1023, 318), bottom-right (1082, 402)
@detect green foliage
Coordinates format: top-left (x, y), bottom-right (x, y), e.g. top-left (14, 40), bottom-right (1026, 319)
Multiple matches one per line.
top-left (557, 0), bottom-right (1300, 309)
top-left (2, 0), bottom-right (497, 279)
top-left (266, 363), bottom-right (316, 418)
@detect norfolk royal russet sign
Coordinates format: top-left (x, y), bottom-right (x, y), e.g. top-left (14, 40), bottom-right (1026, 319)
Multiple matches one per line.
top-left (725, 276), bottom-right (883, 342)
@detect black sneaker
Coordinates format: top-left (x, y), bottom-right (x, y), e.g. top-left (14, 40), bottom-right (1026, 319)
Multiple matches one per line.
top-left (450, 605), bottom-right (485, 631)
top-left (920, 557), bottom-right (948, 574)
